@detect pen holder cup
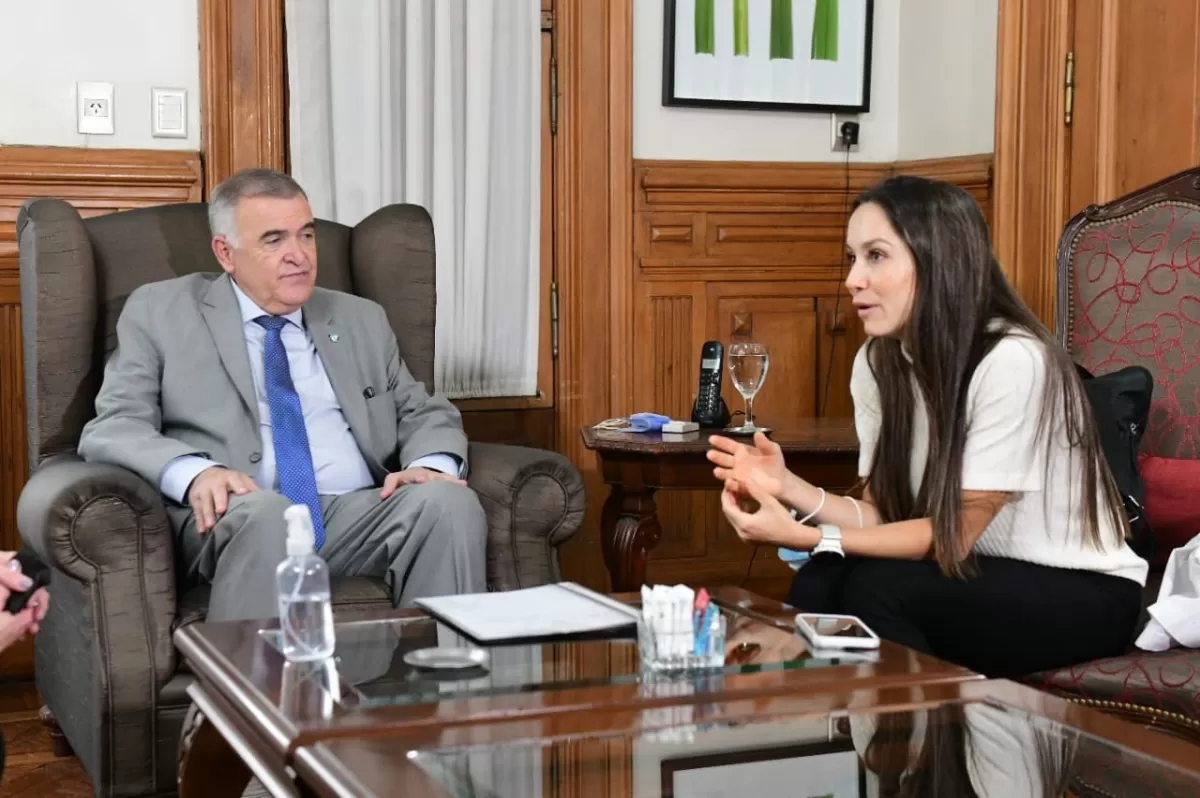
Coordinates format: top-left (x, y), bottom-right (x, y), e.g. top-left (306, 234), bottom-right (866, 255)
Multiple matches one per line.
top-left (637, 611), bottom-right (727, 673)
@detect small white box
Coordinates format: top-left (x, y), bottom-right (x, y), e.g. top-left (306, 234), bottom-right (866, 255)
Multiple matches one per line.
top-left (662, 420), bottom-right (699, 434)
top-left (152, 87), bottom-right (188, 138)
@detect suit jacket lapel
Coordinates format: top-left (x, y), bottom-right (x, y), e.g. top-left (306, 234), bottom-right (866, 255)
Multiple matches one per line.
top-left (201, 274), bottom-right (260, 427)
top-left (305, 291), bottom-right (377, 468)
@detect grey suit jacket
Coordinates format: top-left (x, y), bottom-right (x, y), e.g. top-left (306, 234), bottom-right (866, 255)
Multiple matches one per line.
top-left (78, 273), bottom-right (468, 496)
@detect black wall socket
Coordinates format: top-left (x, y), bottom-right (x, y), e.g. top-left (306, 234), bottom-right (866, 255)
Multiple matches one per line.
top-left (839, 121), bottom-right (861, 147)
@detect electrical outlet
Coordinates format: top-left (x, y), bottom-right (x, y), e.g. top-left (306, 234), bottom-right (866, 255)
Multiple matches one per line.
top-left (830, 113), bottom-right (861, 153)
top-left (84, 98), bottom-right (109, 117)
top-left (78, 82), bottom-right (114, 135)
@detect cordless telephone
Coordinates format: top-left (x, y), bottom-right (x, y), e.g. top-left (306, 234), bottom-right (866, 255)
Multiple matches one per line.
top-left (691, 340), bottom-right (732, 427)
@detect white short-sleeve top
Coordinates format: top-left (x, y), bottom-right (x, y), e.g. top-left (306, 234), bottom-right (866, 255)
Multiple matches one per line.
top-left (850, 330), bottom-right (1149, 586)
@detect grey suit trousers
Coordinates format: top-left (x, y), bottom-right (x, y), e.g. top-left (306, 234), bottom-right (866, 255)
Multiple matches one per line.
top-left (173, 481), bottom-right (488, 622)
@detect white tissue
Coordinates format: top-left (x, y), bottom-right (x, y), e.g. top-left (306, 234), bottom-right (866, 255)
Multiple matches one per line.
top-left (1135, 535), bottom-right (1200, 651)
top-left (641, 583), bottom-right (695, 657)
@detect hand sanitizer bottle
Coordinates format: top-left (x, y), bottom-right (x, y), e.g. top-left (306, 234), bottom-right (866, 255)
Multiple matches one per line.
top-left (276, 505), bottom-right (335, 661)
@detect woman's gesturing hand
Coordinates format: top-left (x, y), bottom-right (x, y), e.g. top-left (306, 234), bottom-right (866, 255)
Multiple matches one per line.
top-left (720, 472), bottom-right (819, 550)
top-left (707, 431), bottom-right (789, 497)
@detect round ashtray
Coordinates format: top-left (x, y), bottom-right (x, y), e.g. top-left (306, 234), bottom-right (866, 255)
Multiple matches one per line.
top-left (402, 646), bottom-right (490, 671)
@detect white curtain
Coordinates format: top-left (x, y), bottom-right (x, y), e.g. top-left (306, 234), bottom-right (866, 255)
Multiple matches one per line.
top-left (285, 0), bottom-right (542, 398)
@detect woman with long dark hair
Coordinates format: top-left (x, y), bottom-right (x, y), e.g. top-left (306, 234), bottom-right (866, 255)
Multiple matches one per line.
top-left (710, 176), bottom-right (1147, 677)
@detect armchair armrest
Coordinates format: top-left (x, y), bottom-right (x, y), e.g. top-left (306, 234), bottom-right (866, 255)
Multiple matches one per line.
top-left (17, 454), bottom-right (179, 708)
top-left (467, 442), bottom-right (586, 590)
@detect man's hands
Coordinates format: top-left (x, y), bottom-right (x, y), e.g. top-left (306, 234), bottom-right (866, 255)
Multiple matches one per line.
top-left (187, 466), bottom-right (259, 533)
top-left (0, 552), bottom-right (49, 651)
top-left (380, 467), bottom-right (467, 500)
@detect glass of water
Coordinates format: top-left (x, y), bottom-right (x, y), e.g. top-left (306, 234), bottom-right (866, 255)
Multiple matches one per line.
top-left (727, 342), bottom-right (769, 433)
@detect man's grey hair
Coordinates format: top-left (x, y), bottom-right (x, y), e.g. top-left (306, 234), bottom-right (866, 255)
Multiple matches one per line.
top-left (208, 168), bottom-right (308, 247)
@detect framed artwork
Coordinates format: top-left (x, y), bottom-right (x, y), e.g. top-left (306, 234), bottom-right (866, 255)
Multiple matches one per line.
top-left (661, 739), bottom-right (867, 798)
top-left (662, 0), bottom-right (874, 113)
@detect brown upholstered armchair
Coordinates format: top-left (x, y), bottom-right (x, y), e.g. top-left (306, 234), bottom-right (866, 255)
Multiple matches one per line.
top-left (14, 198), bottom-right (586, 797)
top-left (1026, 167), bottom-right (1200, 744)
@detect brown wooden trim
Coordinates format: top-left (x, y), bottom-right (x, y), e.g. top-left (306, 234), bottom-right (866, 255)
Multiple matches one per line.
top-left (607, 0), bottom-right (635, 419)
top-left (992, 0), bottom-right (1072, 326)
top-left (199, 0), bottom-right (288, 199)
top-left (635, 154), bottom-right (992, 216)
top-left (0, 146), bottom-right (203, 271)
top-left (551, 0), bottom-right (635, 585)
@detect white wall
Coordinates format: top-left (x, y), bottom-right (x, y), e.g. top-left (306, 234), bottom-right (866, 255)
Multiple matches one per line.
top-left (0, 0), bottom-right (201, 150)
top-left (635, 0), bottom-right (901, 162)
top-left (635, 0), bottom-right (997, 162)
top-left (897, 0), bottom-right (997, 160)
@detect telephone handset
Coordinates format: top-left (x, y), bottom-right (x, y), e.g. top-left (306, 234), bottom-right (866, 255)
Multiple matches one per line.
top-left (691, 340), bottom-right (732, 428)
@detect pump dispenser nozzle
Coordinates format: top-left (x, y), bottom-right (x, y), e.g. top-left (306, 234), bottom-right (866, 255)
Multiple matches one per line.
top-left (284, 505), bottom-right (316, 556)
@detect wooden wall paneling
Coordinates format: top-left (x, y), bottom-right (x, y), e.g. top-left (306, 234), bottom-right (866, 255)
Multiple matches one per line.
top-left (816, 294), bottom-right (869, 420)
top-left (632, 280), bottom-right (711, 563)
top-left (891, 155), bottom-right (995, 228)
top-left (993, 0), bottom-right (1073, 327)
top-left (199, 0), bottom-right (288, 198)
top-left (712, 287), bottom-right (821, 425)
top-left (0, 146), bottom-right (202, 679)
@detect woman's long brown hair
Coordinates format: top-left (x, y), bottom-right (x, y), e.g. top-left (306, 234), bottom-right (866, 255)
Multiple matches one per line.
top-left (857, 176), bottom-right (1128, 577)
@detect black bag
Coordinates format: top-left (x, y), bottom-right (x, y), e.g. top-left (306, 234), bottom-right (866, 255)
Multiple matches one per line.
top-left (1075, 363), bottom-right (1155, 559)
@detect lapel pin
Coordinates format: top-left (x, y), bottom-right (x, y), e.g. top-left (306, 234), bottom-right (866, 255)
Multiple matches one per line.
top-left (328, 333), bottom-right (340, 343)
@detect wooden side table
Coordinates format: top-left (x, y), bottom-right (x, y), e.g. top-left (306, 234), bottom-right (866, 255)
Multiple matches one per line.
top-left (581, 420), bottom-right (860, 592)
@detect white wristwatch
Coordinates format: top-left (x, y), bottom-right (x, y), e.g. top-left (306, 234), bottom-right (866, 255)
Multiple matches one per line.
top-left (812, 523), bottom-right (845, 557)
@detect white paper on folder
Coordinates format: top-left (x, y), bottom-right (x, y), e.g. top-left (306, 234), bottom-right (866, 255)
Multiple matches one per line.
top-left (415, 582), bottom-right (640, 643)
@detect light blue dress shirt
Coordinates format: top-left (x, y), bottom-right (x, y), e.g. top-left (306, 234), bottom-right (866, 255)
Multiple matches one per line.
top-left (159, 280), bottom-right (460, 504)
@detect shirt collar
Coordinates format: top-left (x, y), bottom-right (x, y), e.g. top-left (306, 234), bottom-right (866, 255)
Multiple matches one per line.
top-left (229, 277), bottom-right (304, 328)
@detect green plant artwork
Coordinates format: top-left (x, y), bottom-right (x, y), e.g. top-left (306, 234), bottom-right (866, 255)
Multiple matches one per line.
top-left (695, 0), bottom-right (715, 54)
top-left (770, 0), bottom-right (794, 59)
top-left (812, 0), bottom-right (839, 61)
top-left (733, 0), bottom-right (750, 56)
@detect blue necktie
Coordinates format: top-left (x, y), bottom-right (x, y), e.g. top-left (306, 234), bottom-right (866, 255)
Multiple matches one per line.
top-left (255, 315), bottom-right (326, 550)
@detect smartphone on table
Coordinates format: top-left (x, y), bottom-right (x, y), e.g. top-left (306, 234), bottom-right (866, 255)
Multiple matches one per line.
top-left (794, 613), bottom-right (881, 650)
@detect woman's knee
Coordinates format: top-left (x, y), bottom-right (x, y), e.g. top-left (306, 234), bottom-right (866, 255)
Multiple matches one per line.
top-left (841, 558), bottom-right (932, 616)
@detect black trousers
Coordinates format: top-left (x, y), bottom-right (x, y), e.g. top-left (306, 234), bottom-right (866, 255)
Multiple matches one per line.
top-left (788, 554), bottom-right (1144, 678)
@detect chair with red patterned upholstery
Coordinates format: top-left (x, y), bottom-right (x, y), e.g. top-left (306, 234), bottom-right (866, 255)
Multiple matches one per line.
top-left (1028, 166), bottom-right (1200, 743)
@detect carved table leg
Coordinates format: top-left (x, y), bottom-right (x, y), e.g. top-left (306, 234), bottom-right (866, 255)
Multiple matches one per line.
top-left (600, 485), bottom-right (662, 592)
top-left (39, 705), bottom-right (74, 757)
top-left (177, 701), bottom-right (253, 798)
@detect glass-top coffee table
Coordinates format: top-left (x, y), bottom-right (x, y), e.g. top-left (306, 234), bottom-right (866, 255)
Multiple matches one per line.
top-left (298, 679), bottom-right (1200, 797)
top-left (173, 587), bottom-right (977, 797)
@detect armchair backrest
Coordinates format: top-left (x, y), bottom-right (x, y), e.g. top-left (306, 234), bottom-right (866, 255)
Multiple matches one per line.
top-left (1057, 168), bottom-right (1200, 459)
top-left (17, 199), bottom-right (436, 468)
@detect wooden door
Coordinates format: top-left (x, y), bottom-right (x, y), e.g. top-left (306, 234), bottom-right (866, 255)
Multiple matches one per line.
top-left (995, 0), bottom-right (1200, 326)
top-left (1067, 0), bottom-right (1200, 213)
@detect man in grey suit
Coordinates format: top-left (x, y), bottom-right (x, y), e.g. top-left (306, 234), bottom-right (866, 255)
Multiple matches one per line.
top-left (78, 168), bottom-right (487, 622)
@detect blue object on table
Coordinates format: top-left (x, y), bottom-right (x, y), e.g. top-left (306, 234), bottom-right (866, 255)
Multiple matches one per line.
top-left (778, 548), bottom-right (810, 570)
top-left (627, 412), bottom-right (672, 432)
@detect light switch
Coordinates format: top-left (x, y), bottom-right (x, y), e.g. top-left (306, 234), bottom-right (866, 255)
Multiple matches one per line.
top-left (151, 87), bottom-right (187, 138)
top-left (77, 82), bottom-right (115, 135)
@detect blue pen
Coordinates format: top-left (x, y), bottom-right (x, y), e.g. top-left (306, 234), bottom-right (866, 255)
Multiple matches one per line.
top-left (694, 603), bottom-right (718, 656)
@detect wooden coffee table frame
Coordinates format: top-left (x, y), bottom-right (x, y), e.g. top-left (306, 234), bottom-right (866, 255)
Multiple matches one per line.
top-left (173, 588), bottom-right (972, 796)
